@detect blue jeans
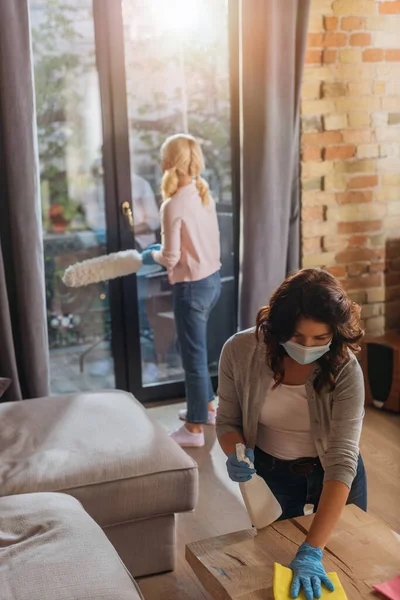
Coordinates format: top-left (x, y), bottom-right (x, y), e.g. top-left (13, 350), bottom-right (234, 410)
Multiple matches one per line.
top-left (173, 272), bottom-right (221, 424)
top-left (254, 449), bottom-right (367, 520)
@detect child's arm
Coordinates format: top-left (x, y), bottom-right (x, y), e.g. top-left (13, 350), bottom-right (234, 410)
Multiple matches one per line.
top-left (152, 200), bottom-right (181, 269)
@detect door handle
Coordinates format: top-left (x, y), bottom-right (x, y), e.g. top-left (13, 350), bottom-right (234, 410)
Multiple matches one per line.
top-left (121, 201), bottom-right (134, 231)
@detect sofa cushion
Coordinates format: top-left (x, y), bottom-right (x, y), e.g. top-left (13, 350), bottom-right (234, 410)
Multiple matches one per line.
top-left (0, 492), bottom-right (143, 600)
top-left (0, 391), bottom-right (198, 526)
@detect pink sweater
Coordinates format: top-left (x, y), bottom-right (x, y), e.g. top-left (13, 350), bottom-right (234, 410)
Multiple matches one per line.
top-left (152, 183), bottom-right (221, 284)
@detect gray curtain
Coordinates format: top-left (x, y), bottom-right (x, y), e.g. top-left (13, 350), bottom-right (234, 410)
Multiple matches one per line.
top-left (239, 0), bottom-right (310, 329)
top-left (0, 0), bottom-right (49, 401)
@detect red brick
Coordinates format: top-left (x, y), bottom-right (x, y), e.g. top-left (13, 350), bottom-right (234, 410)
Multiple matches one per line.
top-left (342, 130), bottom-right (372, 144)
top-left (323, 236), bottom-right (345, 252)
top-left (322, 50), bottom-right (337, 65)
top-left (302, 146), bottom-right (322, 161)
top-left (341, 17), bottom-right (364, 31)
top-left (303, 237), bottom-right (322, 254)
top-left (323, 33), bottom-right (347, 47)
top-left (370, 262), bottom-right (388, 274)
top-left (302, 131), bottom-right (343, 146)
top-left (338, 220), bottom-right (382, 234)
top-left (350, 33), bottom-right (371, 47)
top-left (363, 49), bottom-right (384, 62)
top-left (379, 2), bottom-right (400, 14)
top-left (308, 34), bottom-right (324, 47)
top-left (326, 265), bottom-right (346, 278)
top-left (323, 50), bottom-right (337, 64)
top-left (324, 145), bottom-right (356, 160)
top-left (348, 235), bottom-right (369, 248)
top-left (348, 263), bottom-right (369, 277)
top-left (306, 49), bottom-right (322, 64)
top-left (336, 248), bottom-right (377, 263)
top-left (302, 206), bottom-right (324, 221)
top-left (324, 16), bottom-right (339, 31)
top-left (336, 191), bottom-right (373, 205)
top-left (376, 248), bottom-right (385, 261)
top-left (347, 175), bottom-right (379, 189)
top-left (342, 274), bottom-right (383, 291)
top-left (386, 50), bottom-right (400, 62)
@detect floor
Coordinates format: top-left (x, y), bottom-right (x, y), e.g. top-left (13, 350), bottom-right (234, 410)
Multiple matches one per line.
top-left (49, 343), bottom-right (185, 394)
top-left (138, 403), bottom-right (400, 600)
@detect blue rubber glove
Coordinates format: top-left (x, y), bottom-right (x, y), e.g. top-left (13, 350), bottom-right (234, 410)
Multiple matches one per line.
top-left (226, 448), bottom-right (256, 482)
top-left (289, 542), bottom-right (334, 600)
top-left (141, 245), bottom-right (161, 266)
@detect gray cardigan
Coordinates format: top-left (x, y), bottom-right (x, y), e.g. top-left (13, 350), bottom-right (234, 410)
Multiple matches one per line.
top-left (216, 328), bottom-right (365, 488)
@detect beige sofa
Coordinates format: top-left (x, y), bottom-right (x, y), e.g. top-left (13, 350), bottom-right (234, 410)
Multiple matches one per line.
top-left (0, 391), bottom-right (198, 578)
top-left (0, 492), bottom-right (144, 600)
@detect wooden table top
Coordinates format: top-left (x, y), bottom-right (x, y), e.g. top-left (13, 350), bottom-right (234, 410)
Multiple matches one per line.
top-left (186, 505), bottom-right (400, 600)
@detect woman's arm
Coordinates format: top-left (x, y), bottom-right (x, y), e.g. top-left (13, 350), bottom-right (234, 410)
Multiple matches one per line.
top-left (306, 480), bottom-right (349, 548)
top-left (322, 357), bottom-right (365, 487)
top-left (219, 431), bottom-right (246, 457)
top-left (308, 357), bottom-right (365, 548)
top-left (152, 200), bottom-right (181, 269)
top-left (216, 339), bottom-right (245, 449)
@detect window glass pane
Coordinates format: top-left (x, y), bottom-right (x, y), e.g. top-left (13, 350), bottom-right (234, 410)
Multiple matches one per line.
top-left (30, 0), bottom-right (115, 393)
top-left (122, 0), bottom-right (235, 387)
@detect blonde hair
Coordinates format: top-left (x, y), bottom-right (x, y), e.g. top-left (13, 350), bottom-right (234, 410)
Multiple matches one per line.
top-left (160, 134), bottom-right (211, 205)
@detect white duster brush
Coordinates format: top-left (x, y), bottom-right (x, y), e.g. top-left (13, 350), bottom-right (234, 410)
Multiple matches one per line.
top-left (62, 250), bottom-right (143, 287)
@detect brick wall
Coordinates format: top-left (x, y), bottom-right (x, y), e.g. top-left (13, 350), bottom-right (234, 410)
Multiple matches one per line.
top-left (301, 0), bottom-right (400, 336)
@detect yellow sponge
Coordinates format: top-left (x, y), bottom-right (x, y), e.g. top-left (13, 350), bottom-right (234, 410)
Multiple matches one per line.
top-left (273, 563), bottom-right (348, 600)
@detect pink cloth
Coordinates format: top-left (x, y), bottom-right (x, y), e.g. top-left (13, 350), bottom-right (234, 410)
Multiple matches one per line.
top-left (152, 183), bottom-right (221, 284)
top-left (374, 575), bottom-right (400, 600)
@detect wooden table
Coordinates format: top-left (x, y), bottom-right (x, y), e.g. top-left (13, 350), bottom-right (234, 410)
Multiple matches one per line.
top-left (186, 505), bottom-right (400, 600)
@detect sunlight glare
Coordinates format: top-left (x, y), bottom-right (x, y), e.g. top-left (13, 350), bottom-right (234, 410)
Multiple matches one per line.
top-left (152, 0), bottom-right (202, 34)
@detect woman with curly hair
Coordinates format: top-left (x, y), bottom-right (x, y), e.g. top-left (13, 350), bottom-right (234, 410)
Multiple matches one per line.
top-left (217, 268), bottom-right (366, 600)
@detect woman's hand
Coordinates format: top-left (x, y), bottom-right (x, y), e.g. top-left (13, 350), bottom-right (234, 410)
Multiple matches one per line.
top-left (226, 448), bottom-right (256, 482)
top-left (289, 543), bottom-right (334, 600)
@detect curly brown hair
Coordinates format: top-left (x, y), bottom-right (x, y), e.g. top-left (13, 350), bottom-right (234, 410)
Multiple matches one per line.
top-left (255, 268), bottom-right (364, 392)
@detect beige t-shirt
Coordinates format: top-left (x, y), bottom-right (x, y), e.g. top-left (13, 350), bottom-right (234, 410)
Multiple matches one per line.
top-left (153, 183), bottom-right (221, 284)
top-left (257, 383), bottom-right (318, 460)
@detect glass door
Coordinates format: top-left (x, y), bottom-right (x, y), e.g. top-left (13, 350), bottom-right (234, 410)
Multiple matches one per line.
top-left (117, 0), bottom-right (239, 401)
top-left (30, 0), bottom-right (239, 402)
top-left (30, 0), bottom-right (118, 394)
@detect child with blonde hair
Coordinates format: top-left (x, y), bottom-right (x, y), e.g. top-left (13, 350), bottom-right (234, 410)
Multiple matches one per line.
top-left (144, 134), bottom-right (221, 447)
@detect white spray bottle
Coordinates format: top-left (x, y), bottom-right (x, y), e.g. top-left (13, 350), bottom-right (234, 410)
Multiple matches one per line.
top-left (236, 443), bottom-right (282, 529)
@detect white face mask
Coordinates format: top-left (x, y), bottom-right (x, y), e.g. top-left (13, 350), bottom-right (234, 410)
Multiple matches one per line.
top-left (281, 339), bottom-right (331, 365)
